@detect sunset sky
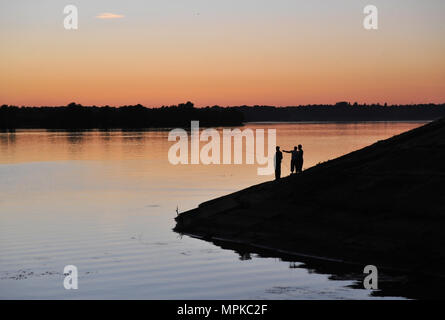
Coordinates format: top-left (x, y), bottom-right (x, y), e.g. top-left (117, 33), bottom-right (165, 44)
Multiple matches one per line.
top-left (1, 0), bottom-right (444, 107)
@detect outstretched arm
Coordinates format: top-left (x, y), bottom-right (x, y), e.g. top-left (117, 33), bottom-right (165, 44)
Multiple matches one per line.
top-left (283, 150), bottom-right (291, 153)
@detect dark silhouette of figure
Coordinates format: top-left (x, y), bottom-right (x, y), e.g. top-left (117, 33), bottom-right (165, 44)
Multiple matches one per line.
top-left (275, 146), bottom-right (283, 180)
top-left (283, 146), bottom-right (298, 174)
top-left (296, 144), bottom-right (304, 173)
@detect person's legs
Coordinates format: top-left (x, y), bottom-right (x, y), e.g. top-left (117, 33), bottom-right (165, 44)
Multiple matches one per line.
top-left (291, 159), bottom-right (296, 174)
top-left (298, 160), bottom-right (303, 173)
top-left (275, 166), bottom-right (281, 179)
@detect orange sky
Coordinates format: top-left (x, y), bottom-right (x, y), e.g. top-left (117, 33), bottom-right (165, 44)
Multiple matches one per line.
top-left (1, 1), bottom-right (444, 107)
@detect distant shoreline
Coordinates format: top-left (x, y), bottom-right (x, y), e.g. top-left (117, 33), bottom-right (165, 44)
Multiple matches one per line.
top-left (1, 102), bottom-right (444, 129)
top-left (0, 120), bottom-right (431, 133)
top-left (247, 120), bottom-right (431, 124)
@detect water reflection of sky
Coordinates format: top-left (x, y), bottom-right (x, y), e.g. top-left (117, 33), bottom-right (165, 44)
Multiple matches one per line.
top-left (0, 122), bottom-right (424, 299)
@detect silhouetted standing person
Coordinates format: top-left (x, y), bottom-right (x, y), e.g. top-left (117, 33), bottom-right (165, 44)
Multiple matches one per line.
top-left (296, 144), bottom-right (304, 173)
top-left (283, 146), bottom-right (298, 174)
top-left (275, 146), bottom-right (283, 180)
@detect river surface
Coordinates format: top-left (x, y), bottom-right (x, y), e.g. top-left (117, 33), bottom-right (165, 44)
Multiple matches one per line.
top-left (0, 122), bottom-right (426, 299)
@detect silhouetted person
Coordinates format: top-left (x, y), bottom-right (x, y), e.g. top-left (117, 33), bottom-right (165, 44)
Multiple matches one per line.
top-left (283, 146), bottom-right (298, 174)
top-left (275, 146), bottom-right (283, 180)
top-left (296, 144), bottom-right (304, 173)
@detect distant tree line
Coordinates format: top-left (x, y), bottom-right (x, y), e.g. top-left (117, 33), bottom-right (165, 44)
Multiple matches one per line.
top-left (229, 102), bottom-right (445, 122)
top-left (0, 102), bottom-right (244, 129)
top-left (1, 101), bottom-right (445, 129)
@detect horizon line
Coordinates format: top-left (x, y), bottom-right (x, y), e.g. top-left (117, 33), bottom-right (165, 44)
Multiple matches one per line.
top-left (2, 102), bottom-right (445, 108)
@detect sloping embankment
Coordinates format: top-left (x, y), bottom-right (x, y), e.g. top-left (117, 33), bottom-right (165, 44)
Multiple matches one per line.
top-left (174, 118), bottom-right (445, 276)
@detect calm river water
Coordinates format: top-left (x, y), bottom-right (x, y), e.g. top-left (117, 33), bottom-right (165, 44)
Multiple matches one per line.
top-left (0, 122), bottom-right (426, 299)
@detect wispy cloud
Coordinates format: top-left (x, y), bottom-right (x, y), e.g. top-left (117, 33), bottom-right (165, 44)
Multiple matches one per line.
top-left (95, 13), bottom-right (125, 19)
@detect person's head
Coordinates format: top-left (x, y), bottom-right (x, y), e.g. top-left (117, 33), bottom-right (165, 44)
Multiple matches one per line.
top-left (294, 146), bottom-right (297, 151)
top-left (276, 146), bottom-right (280, 151)
top-left (298, 144), bottom-right (302, 150)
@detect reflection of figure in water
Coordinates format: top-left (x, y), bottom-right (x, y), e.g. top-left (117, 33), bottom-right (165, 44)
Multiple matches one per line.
top-left (274, 146), bottom-right (283, 180)
top-left (283, 146), bottom-right (298, 174)
top-left (296, 144), bottom-right (304, 173)
top-left (239, 252), bottom-right (252, 261)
